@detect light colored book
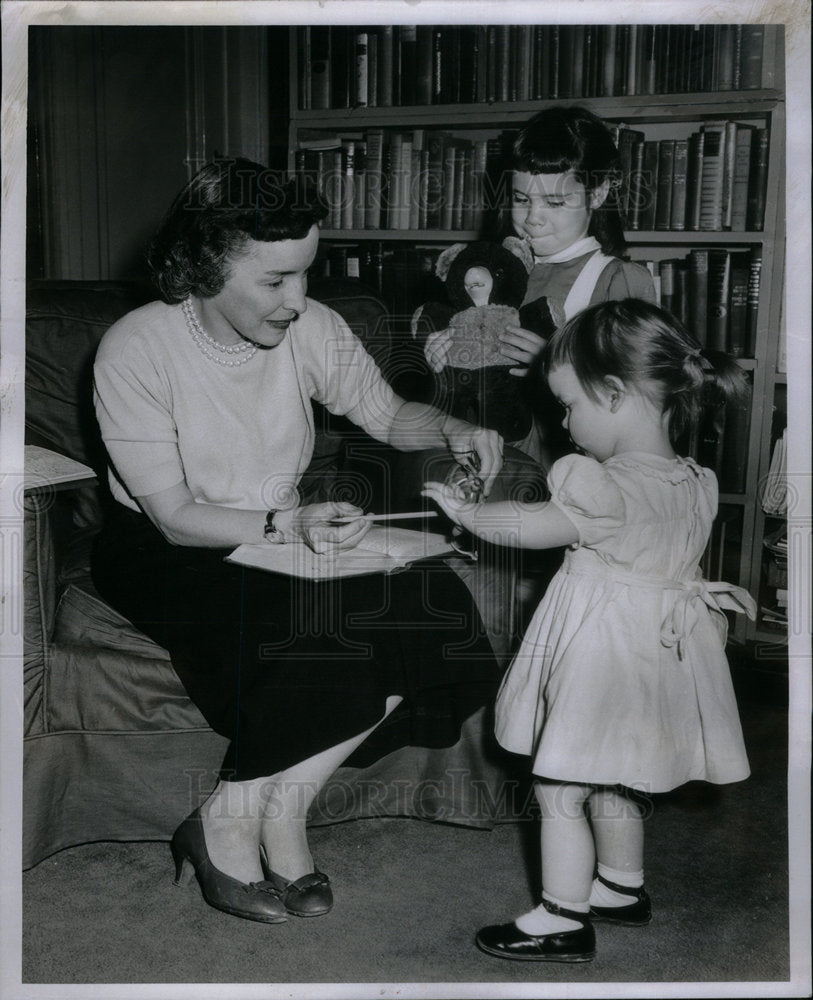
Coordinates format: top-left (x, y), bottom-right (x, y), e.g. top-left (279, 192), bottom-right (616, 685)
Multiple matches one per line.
top-left (225, 526), bottom-right (453, 581)
top-left (24, 445), bottom-right (96, 492)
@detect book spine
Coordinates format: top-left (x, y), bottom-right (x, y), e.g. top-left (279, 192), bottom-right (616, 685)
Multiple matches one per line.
top-left (328, 148), bottom-right (342, 230)
top-left (729, 125), bottom-right (754, 231)
top-left (685, 130), bottom-right (705, 231)
top-left (495, 26), bottom-right (511, 101)
top-left (352, 141), bottom-right (366, 230)
top-left (659, 258), bottom-right (676, 314)
top-left (698, 125), bottom-right (726, 231)
top-left (399, 24), bottom-right (417, 106)
top-left (475, 26), bottom-right (489, 104)
top-left (532, 25), bottom-right (549, 100)
top-left (354, 32), bottom-right (368, 108)
top-left (601, 25), bottom-right (617, 97)
top-left (340, 138), bottom-right (355, 230)
top-left (721, 120), bottom-right (738, 229)
top-left (471, 138), bottom-right (489, 233)
top-left (746, 128), bottom-right (770, 230)
top-left (745, 246), bottom-right (762, 356)
top-left (441, 141), bottom-right (458, 230)
top-left (727, 251), bottom-right (750, 357)
top-left (432, 27), bottom-right (444, 104)
top-left (297, 27), bottom-right (311, 110)
top-left (720, 392), bottom-right (751, 493)
top-left (425, 131), bottom-right (448, 229)
top-left (377, 26), bottom-right (393, 108)
top-left (549, 26), bottom-right (561, 99)
top-left (397, 134), bottom-right (412, 230)
top-left (707, 248), bottom-right (731, 351)
top-left (639, 140), bottom-right (660, 231)
top-left (740, 24), bottom-right (766, 89)
top-left (417, 146), bottom-right (430, 230)
top-left (655, 140), bottom-right (676, 231)
top-left (366, 32), bottom-right (378, 108)
top-left (673, 263), bottom-right (689, 328)
top-left (415, 26), bottom-right (433, 105)
top-left (310, 27), bottom-right (331, 110)
top-left (669, 138), bottom-right (689, 231)
top-left (453, 141), bottom-right (469, 230)
top-left (364, 129), bottom-right (385, 230)
top-left (688, 248), bottom-right (709, 346)
top-left (408, 130), bottom-right (424, 230)
top-left (459, 26), bottom-right (479, 104)
top-left (641, 26), bottom-right (657, 95)
top-left (626, 137), bottom-right (646, 231)
top-left (330, 27), bottom-right (352, 109)
top-left (696, 401), bottom-right (727, 484)
top-left (714, 25), bottom-right (736, 91)
top-left (625, 24), bottom-right (638, 96)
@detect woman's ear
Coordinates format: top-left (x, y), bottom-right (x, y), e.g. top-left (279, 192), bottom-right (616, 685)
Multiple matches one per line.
top-left (602, 375), bottom-right (626, 412)
top-left (589, 178), bottom-right (611, 211)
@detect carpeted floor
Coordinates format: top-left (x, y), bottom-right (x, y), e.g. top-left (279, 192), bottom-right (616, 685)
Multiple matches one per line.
top-left (20, 695), bottom-right (794, 993)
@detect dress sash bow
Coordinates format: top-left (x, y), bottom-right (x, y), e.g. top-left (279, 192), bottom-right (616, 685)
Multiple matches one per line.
top-left (562, 560), bottom-right (757, 659)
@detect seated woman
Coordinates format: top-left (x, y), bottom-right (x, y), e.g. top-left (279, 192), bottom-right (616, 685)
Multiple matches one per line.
top-left (91, 158), bottom-right (504, 925)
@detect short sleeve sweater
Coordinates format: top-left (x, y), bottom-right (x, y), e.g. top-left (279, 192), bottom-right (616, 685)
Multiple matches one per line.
top-left (93, 297), bottom-right (400, 512)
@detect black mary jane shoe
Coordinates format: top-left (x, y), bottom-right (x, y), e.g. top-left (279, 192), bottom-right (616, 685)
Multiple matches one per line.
top-left (170, 810), bottom-right (288, 924)
top-left (260, 846), bottom-right (333, 918)
top-left (589, 874), bottom-right (652, 926)
top-left (476, 898), bottom-right (596, 963)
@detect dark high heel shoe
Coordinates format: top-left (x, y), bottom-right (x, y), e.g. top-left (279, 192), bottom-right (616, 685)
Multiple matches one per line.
top-left (171, 810), bottom-right (288, 924)
top-left (475, 898), bottom-right (596, 963)
top-left (589, 874), bottom-right (652, 926)
top-left (259, 846), bottom-right (333, 917)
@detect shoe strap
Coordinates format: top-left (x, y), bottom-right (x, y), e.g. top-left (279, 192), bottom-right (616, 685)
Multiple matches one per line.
top-left (596, 874), bottom-right (644, 898)
top-left (541, 896), bottom-right (590, 924)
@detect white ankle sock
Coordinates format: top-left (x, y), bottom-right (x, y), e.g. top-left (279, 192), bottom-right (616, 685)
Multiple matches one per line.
top-left (515, 893), bottom-right (589, 935)
top-left (589, 864), bottom-right (644, 908)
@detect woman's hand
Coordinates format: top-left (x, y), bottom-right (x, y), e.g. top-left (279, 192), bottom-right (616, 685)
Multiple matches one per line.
top-left (442, 420), bottom-right (503, 499)
top-left (424, 328), bottom-right (453, 373)
top-left (290, 501), bottom-right (373, 554)
top-left (499, 325), bottom-right (547, 376)
top-left (421, 480), bottom-right (479, 530)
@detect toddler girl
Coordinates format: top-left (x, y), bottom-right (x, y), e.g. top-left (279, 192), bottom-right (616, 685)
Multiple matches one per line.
top-left (427, 104), bottom-right (656, 467)
top-left (423, 298), bottom-right (756, 963)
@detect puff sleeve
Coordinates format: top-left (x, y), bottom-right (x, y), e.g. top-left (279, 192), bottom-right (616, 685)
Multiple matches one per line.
top-left (547, 454), bottom-right (626, 547)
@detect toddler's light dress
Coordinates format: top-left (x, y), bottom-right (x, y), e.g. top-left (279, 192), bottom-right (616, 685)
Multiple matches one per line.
top-left (495, 452), bottom-right (755, 793)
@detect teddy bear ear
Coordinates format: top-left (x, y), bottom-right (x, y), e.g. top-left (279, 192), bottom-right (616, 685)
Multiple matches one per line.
top-left (435, 243), bottom-right (468, 281)
top-left (501, 236), bottom-right (534, 274)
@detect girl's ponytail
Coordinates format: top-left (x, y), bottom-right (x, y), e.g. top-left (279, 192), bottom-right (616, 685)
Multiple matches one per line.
top-left (671, 347), bottom-right (748, 441)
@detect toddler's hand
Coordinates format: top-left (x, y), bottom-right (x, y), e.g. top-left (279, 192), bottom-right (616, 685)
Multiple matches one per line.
top-left (425, 328), bottom-right (452, 373)
top-left (421, 481), bottom-right (479, 528)
top-left (499, 325), bottom-right (547, 376)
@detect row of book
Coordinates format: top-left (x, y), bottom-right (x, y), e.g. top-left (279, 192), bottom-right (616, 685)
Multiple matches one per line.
top-left (295, 118), bottom-right (770, 235)
top-left (296, 24), bottom-right (776, 110)
top-left (295, 131), bottom-right (495, 232)
top-left (641, 247), bottom-right (763, 357)
top-left (612, 121), bottom-right (770, 232)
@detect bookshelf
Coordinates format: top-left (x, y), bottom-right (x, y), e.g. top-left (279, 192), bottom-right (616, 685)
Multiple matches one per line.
top-left (286, 23), bottom-right (787, 648)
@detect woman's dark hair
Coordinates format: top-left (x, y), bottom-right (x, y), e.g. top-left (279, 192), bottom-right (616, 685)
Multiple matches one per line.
top-left (542, 298), bottom-right (748, 444)
top-left (444, 241), bottom-right (529, 310)
top-left (508, 105), bottom-right (627, 257)
top-left (147, 157), bottom-right (328, 302)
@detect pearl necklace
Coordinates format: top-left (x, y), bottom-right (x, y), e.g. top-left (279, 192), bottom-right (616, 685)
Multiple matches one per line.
top-left (182, 297), bottom-right (257, 367)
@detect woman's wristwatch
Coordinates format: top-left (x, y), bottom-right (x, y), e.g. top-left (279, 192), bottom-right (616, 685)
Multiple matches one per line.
top-left (263, 509), bottom-right (286, 544)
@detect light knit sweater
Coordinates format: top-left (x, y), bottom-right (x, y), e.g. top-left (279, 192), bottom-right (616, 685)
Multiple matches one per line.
top-left (94, 298), bottom-right (400, 513)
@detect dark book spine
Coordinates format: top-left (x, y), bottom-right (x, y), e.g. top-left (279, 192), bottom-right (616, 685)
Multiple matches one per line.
top-left (638, 140), bottom-right (660, 231)
top-left (495, 26), bottom-right (511, 101)
top-left (377, 26), bottom-right (394, 107)
top-left (655, 140), bottom-right (676, 231)
top-left (310, 27), bottom-right (331, 110)
top-left (626, 137), bottom-right (647, 231)
top-left (669, 138), bottom-right (689, 231)
top-left (707, 248), bottom-right (732, 352)
top-left (398, 25), bottom-right (417, 106)
top-left (353, 32), bottom-right (368, 108)
top-left (688, 248), bottom-right (710, 346)
top-left (415, 26), bottom-right (434, 105)
top-left (297, 27), bottom-right (311, 110)
top-left (459, 26), bottom-right (479, 104)
top-left (719, 391), bottom-right (751, 493)
top-left (746, 128), bottom-right (770, 230)
top-left (727, 251), bottom-right (750, 357)
top-left (366, 32), bottom-right (378, 108)
top-left (739, 24), bottom-right (766, 89)
top-left (745, 246), bottom-right (762, 356)
top-left (685, 130), bottom-right (705, 231)
top-left (330, 27), bottom-right (352, 109)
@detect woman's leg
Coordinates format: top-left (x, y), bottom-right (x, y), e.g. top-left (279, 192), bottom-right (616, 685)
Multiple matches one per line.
top-left (199, 695), bottom-right (404, 883)
top-left (260, 695), bottom-right (404, 881)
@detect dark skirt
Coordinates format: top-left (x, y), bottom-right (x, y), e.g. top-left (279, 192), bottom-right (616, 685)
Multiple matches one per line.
top-left (91, 506), bottom-right (500, 781)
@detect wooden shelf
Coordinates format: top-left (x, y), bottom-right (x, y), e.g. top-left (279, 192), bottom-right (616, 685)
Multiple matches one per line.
top-left (295, 90), bottom-right (785, 129)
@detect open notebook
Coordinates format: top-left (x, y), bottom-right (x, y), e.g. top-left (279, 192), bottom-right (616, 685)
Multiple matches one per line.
top-left (225, 526), bottom-right (453, 581)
